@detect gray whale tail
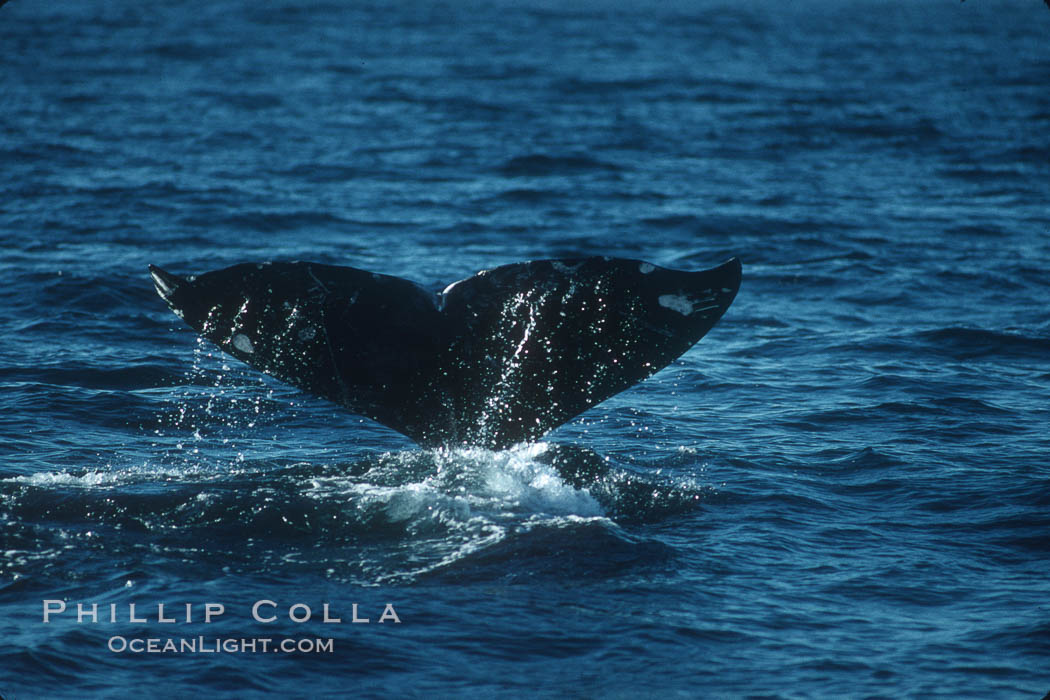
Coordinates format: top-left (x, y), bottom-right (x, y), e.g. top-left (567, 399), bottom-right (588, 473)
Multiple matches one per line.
top-left (150, 257), bottom-right (740, 449)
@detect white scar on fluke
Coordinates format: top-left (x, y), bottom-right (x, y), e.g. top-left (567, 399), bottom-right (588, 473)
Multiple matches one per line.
top-left (232, 333), bottom-right (254, 354)
top-left (657, 293), bottom-right (721, 316)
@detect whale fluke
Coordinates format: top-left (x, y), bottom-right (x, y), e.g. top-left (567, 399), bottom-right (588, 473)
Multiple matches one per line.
top-left (150, 257), bottom-right (740, 449)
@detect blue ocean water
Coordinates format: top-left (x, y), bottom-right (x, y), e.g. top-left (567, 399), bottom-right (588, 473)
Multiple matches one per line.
top-left (2, 0), bottom-right (1050, 696)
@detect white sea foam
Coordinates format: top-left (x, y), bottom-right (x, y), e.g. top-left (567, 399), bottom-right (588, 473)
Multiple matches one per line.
top-left (8, 470), bottom-right (121, 488)
top-left (307, 442), bottom-right (604, 524)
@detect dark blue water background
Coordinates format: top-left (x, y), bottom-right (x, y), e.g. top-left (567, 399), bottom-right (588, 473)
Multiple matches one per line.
top-left (2, 0), bottom-right (1049, 696)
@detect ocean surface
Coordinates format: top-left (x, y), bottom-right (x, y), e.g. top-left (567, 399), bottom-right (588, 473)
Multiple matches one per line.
top-left (2, 0), bottom-right (1049, 697)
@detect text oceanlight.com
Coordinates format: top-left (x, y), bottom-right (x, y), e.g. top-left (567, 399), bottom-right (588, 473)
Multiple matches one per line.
top-left (108, 636), bottom-right (334, 654)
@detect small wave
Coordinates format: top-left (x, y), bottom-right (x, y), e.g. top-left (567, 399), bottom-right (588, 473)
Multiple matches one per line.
top-left (824, 446), bottom-right (905, 472)
top-left (0, 364), bottom-right (175, 391)
top-left (917, 327), bottom-right (1050, 360)
top-left (76, 180), bottom-right (193, 200)
top-left (483, 187), bottom-right (565, 203)
top-left (148, 41), bottom-right (230, 61)
top-left (2, 142), bottom-right (98, 167)
top-left (551, 75), bottom-right (679, 96)
top-left (416, 517), bottom-right (673, 583)
top-left (788, 403), bottom-right (945, 432)
top-left (943, 224), bottom-right (1011, 238)
top-left (219, 210), bottom-right (351, 233)
top-left (938, 164), bottom-right (1028, 183)
top-left (830, 114), bottom-right (945, 145)
top-left (269, 163), bottom-right (366, 184)
top-left (496, 154), bottom-right (622, 177)
top-left (192, 89), bottom-right (283, 111)
top-left (640, 214), bottom-right (702, 230)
